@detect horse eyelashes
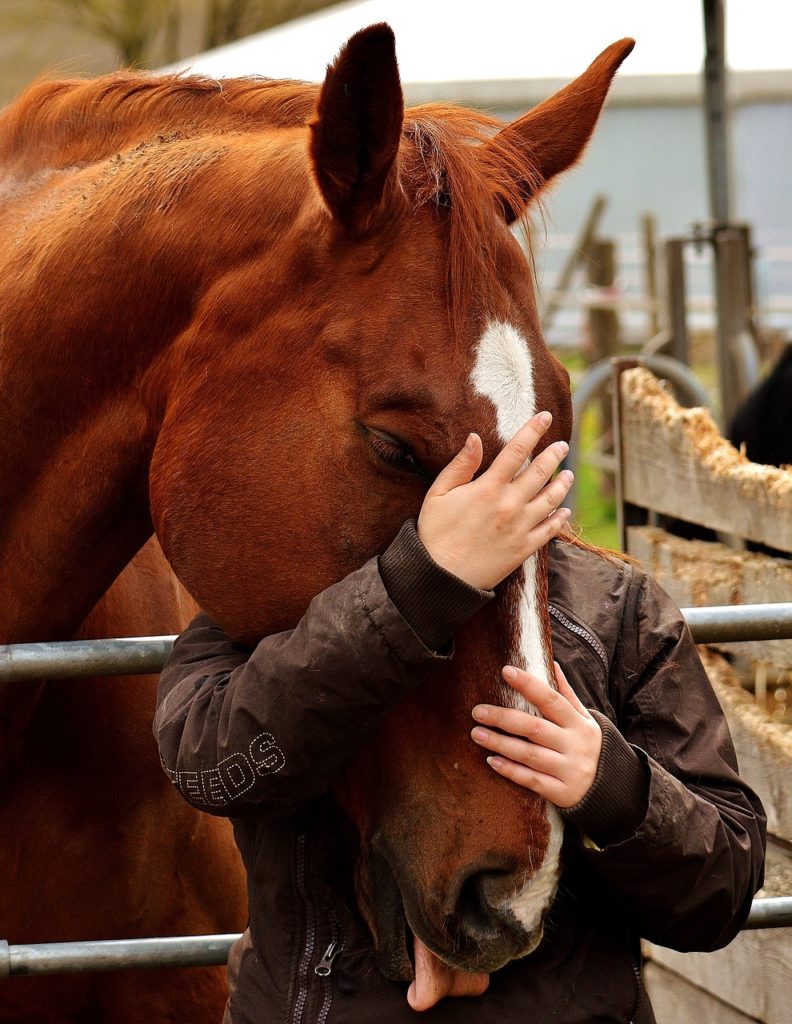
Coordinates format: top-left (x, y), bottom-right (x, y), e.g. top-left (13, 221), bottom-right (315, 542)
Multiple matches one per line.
top-left (369, 432), bottom-right (412, 466)
top-left (366, 430), bottom-right (424, 478)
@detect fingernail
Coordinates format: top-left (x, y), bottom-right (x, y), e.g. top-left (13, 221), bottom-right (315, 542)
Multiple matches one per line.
top-left (465, 432), bottom-right (476, 452)
top-left (472, 727), bottom-right (489, 742)
top-left (487, 756), bottom-right (504, 769)
top-left (560, 469), bottom-right (574, 484)
top-left (557, 441), bottom-right (569, 456)
top-left (472, 704), bottom-right (489, 721)
top-left (503, 665), bottom-right (518, 681)
top-left (557, 507), bottom-right (572, 521)
top-left (538, 411), bottom-right (552, 427)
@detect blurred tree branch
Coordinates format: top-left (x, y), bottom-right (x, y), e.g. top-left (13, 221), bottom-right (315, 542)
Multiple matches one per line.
top-left (7, 0), bottom-right (337, 69)
top-left (202, 1), bottom-right (330, 52)
top-left (52, 0), bottom-right (165, 66)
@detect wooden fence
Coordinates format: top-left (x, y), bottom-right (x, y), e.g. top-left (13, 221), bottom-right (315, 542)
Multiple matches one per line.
top-left (614, 365), bottom-right (792, 1024)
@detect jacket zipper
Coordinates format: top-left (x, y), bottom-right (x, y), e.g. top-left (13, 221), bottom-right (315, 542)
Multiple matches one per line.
top-left (629, 949), bottom-right (643, 1023)
top-left (315, 910), bottom-right (344, 1024)
top-left (314, 938), bottom-right (343, 977)
top-left (548, 603), bottom-right (609, 673)
top-left (292, 832), bottom-right (316, 1024)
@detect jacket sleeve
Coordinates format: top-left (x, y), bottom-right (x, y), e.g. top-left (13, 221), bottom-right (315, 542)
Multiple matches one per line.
top-left (153, 522), bottom-right (492, 820)
top-left (561, 569), bottom-right (767, 952)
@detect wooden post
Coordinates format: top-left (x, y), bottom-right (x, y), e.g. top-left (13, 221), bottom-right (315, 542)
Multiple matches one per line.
top-left (541, 194), bottom-right (607, 328)
top-left (713, 228), bottom-right (753, 428)
top-left (587, 238), bottom-right (620, 364)
top-left (735, 222), bottom-right (755, 310)
top-left (587, 238), bottom-right (620, 496)
top-left (642, 213), bottom-right (660, 337)
top-left (611, 358), bottom-right (647, 554)
top-left (664, 238), bottom-right (690, 366)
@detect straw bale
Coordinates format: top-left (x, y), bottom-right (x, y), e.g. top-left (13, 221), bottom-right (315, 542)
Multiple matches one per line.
top-left (700, 649), bottom-right (792, 841)
top-left (620, 369), bottom-right (792, 550)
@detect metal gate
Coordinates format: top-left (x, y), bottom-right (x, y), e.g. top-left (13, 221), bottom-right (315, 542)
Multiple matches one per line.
top-left (3, 602), bottom-right (792, 978)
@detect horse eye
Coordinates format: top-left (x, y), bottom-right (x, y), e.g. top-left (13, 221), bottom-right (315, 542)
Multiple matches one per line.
top-left (365, 427), bottom-right (425, 478)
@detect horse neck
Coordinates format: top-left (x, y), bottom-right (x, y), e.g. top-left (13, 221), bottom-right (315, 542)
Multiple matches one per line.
top-left (0, 121), bottom-right (211, 640)
top-left (0, 365), bottom-right (159, 642)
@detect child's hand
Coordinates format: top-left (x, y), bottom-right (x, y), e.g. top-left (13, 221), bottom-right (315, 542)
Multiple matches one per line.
top-left (417, 412), bottom-right (572, 591)
top-left (470, 662), bottom-right (602, 808)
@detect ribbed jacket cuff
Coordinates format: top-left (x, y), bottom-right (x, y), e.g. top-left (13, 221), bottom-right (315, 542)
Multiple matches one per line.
top-left (560, 710), bottom-right (650, 848)
top-left (378, 520), bottom-right (494, 651)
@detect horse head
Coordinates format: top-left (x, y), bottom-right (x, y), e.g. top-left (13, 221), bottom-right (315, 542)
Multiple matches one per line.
top-left (147, 25), bottom-right (632, 977)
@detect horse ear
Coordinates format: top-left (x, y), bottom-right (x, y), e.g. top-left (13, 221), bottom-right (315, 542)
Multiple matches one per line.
top-left (483, 38), bottom-right (635, 223)
top-left (310, 23), bottom-right (404, 234)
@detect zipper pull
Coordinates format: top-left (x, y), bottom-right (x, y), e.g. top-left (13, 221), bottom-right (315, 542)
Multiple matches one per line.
top-left (314, 939), bottom-right (342, 977)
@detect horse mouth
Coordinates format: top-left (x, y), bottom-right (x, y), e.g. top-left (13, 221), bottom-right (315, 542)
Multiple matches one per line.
top-left (369, 846), bottom-right (549, 979)
top-left (369, 848), bottom-right (415, 981)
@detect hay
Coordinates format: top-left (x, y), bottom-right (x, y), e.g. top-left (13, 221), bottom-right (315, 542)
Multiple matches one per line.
top-left (622, 367), bottom-right (792, 503)
top-left (700, 648), bottom-right (792, 753)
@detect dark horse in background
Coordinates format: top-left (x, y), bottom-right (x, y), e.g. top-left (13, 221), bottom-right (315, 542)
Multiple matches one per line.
top-left (729, 344), bottom-right (792, 468)
top-left (0, 24), bottom-right (631, 1022)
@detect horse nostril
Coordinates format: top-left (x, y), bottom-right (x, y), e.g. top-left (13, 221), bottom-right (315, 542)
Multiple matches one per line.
top-left (453, 867), bottom-right (522, 941)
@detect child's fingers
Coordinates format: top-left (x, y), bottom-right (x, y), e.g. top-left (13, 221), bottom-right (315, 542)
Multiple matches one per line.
top-left (486, 756), bottom-right (567, 804)
top-left (553, 661), bottom-right (592, 718)
top-left (513, 439), bottom-right (570, 502)
top-left (471, 703), bottom-right (565, 752)
top-left (427, 433), bottom-right (483, 496)
top-left (471, 727), bottom-right (566, 777)
top-left (525, 467), bottom-right (574, 518)
top-left (502, 666), bottom-right (578, 727)
top-left (526, 506), bottom-right (573, 548)
top-left (487, 412), bottom-right (552, 482)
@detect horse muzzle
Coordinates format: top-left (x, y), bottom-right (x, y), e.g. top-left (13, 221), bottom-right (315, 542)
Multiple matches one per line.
top-left (367, 841), bottom-right (557, 979)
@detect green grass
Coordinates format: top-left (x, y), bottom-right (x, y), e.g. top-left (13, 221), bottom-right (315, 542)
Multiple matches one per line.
top-left (571, 405), bottom-right (618, 550)
top-left (561, 353), bottom-right (619, 551)
top-left (561, 350), bottom-right (720, 553)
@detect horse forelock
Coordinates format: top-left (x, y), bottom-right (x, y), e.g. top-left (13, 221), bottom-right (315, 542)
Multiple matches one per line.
top-left (401, 105), bottom-right (542, 334)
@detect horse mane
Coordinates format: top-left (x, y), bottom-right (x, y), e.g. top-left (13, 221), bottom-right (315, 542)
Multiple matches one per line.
top-left (0, 72), bottom-right (542, 331)
top-left (559, 527), bottom-right (640, 567)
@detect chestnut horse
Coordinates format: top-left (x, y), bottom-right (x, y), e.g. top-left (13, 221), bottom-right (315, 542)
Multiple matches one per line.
top-left (0, 25), bottom-right (631, 1022)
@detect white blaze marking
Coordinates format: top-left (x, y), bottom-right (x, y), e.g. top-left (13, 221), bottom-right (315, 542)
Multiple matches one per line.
top-left (470, 320), bottom-right (553, 690)
top-left (470, 318), bottom-right (563, 934)
top-left (470, 320), bottom-right (537, 452)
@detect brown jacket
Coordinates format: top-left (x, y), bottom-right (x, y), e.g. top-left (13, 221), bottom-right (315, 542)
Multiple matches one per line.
top-left (154, 523), bottom-right (766, 1024)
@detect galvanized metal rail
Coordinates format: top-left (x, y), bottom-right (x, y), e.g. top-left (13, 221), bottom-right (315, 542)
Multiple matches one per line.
top-left (683, 603), bottom-right (792, 644)
top-left (4, 604), bottom-right (792, 681)
top-left (2, 601), bottom-right (791, 975)
top-left (0, 635), bottom-right (175, 680)
top-left (0, 935), bottom-right (240, 977)
top-left (2, 896), bottom-right (792, 977)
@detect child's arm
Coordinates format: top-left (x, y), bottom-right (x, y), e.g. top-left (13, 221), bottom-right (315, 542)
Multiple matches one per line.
top-left (154, 414), bottom-right (573, 820)
top-left (471, 573), bottom-right (766, 953)
top-left (154, 538), bottom-right (476, 820)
